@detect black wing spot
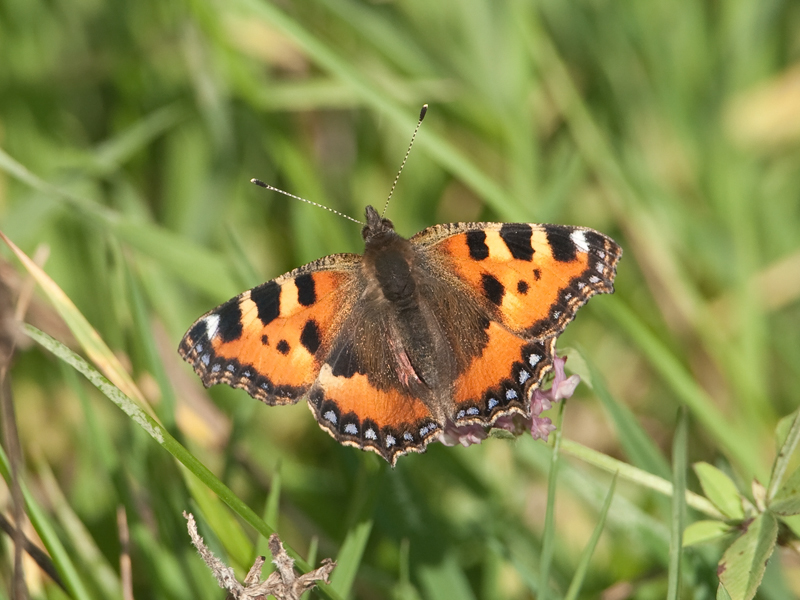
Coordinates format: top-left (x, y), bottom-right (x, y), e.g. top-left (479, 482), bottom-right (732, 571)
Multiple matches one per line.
top-left (277, 340), bottom-right (290, 355)
top-left (218, 300), bottom-right (243, 342)
top-left (251, 281), bottom-right (281, 326)
top-left (517, 280), bottom-right (529, 294)
top-left (481, 274), bottom-right (505, 306)
top-left (545, 225), bottom-right (577, 262)
top-left (300, 319), bottom-right (321, 354)
top-left (330, 342), bottom-right (362, 378)
top-left (466, 230), bottom-right (489, 260)
top-left (500, 223), bottom-right (534, 261)
top-left (188, 320), bottom-right (208, 344)
top-left (295, 273), bottom-right (316, 306)
top-left (261, 334), bottom-right (269, 345)
top-left (533, 268), bottom-right (541, 280)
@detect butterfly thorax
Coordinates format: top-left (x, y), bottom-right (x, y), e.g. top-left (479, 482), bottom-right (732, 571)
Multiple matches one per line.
top-left (361, 205), bottom-right (416, 306)
top-left (357, 206), bottom-right (456, 407)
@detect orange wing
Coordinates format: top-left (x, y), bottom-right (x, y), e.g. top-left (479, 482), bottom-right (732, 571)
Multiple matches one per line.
top-left (178, 254), bottom-right (360, 405)
top-left (412, 221), bottom-right (621, 426)
top-left (412, 222), bottom-right (621, 339)
top-left (306, 355), bottom-right (441, 465)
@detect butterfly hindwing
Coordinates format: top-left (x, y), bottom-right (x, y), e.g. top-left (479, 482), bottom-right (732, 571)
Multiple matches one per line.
top-left (308, 340), bottom-right (442, 464)
top-left (179, 255), bottom-right (360, 405)
top-left (451, 326), bottom-right (556, 427)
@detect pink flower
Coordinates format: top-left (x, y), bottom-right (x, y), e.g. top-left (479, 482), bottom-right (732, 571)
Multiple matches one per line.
top-left (437, 355), bottom-right (579, 449)
top-left (439, 421), bottom-right (488, 447)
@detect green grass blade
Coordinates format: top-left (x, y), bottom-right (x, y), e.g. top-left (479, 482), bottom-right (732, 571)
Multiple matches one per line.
top-left (37, 460), bottom-right (122, 599)
top-left (22, 324), bottom-right (345, 600)
top-left (125, 260), bottom-right (178, 427)
top-left (538, 403), bottom-right (565, 600)
top-left (560, 440), bottom-right (723, 518)
top-left (256, 465), bottom-right (282, 560)
top-left (0, 153), bottom-right (239, 300)
top-left (235, 0), bottom-right (522, 220)
top-left (600, 300), bottom-right (763, 480)
top-left (90, 105), bottom-right (185, 175)
top-left (0, 445), bottom-right (96, 600)
top-left (328, 519), bottom-right (373, 599)
top-left (667, 408), bottom-right (688, 600)
top-left (1, 229), bottom-right (149, 407)
top-left (418, 553), bottom-right (477, 600)
top-left (183, 470), bottom-right (254, 570)
top-left (579, 348), bottom-right (671, 479)
top-left (564, 473), bottom-right (618, 600)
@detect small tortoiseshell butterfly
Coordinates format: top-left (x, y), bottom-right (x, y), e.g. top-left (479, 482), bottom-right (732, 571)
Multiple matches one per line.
top-left (179, 111), bottom-right (621, 465)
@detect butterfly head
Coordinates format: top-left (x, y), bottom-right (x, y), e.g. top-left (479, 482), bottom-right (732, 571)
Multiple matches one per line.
top-left (362, 205), bottom-right (396, 244)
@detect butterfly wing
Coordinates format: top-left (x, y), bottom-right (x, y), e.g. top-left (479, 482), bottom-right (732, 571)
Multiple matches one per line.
top-left (412, 222), bottom-right (621, 338)
top-left (307, 342), bottom-right (442, 464)
top-left (179, 254), bottom-right (361, 405)
top-left (179, 252), bottom-right (443, 464)
top-left (411, 221), bottom-right (621, 427)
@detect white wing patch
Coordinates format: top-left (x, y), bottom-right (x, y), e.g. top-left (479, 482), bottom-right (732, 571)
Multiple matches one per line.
top-left (570, 230), bottom-right (589, 253)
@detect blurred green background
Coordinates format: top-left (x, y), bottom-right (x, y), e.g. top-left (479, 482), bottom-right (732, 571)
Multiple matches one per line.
top-left (1, 0), bottom-right (799, 598)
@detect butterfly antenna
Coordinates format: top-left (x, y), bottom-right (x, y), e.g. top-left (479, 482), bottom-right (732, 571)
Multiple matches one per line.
top-left (382, 104), bottom-right (427, 218)
top-left (250, 179), bottom-right (363, 225)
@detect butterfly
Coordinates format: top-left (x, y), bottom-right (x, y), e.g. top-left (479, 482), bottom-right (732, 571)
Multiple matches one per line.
top-left (178, 202), bottom-right (621, 465)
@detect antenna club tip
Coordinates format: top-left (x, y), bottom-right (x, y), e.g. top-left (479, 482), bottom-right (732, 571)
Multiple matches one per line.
top-left (419, 104), bottom-right (428, 120)
top-left (251, 178), bottom-right (267, 187)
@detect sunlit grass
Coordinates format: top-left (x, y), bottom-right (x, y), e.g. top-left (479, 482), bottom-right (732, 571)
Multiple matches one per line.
top-left (1, 0), bottom-right (799, 598)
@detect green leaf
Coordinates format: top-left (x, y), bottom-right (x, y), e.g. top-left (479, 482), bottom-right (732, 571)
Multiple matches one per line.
top-left (768, 465), bottom-right (800, 516)
top-left (717, 583), bottom-right (733, 600)
top-left (768, 409), bottom-right (800, 502)
top-left (329, 520), bottom-right (372, 599)
top-left (774, 408), bottom-right (799, 452)
top-left (718, 513), bottom-right (778, 600)
top-left (694, 463), bottom-right (745, 520)
top-left (683, 520), bottom-right (731, 546)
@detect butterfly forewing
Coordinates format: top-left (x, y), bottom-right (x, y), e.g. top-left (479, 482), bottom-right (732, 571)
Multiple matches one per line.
top-left (412, 222), bottom-right (621, 339)
top-left (179, 257), bottom-right (360, 405)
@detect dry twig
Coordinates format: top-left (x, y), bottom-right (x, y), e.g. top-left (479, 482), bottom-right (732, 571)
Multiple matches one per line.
top-left (184, 511), bottom-right (335, 600)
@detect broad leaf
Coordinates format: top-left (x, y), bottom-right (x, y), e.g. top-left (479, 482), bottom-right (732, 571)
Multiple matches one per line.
top-left (694, 463), bottom-right (744, 520)
top-left (718, 513), bottom-right (778, 600)
top-left (683, 520), bottom-right (731, 546)
top-left (768, 465), bottom-right (800, 516)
